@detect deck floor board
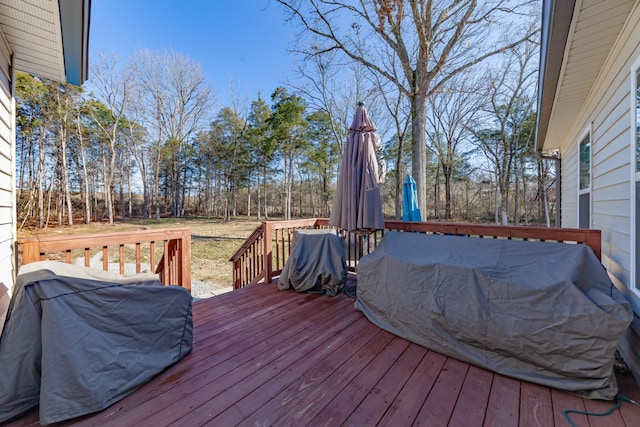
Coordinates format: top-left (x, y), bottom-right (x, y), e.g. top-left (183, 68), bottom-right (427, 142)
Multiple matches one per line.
top-left (6, 281), bottom-right (640, 427)
top-left (448, 365), bottom-right (494, 427)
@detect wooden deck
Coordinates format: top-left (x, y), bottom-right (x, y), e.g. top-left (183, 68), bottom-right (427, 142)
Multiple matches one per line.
top-left (7, 277), bottom-right (640, 426)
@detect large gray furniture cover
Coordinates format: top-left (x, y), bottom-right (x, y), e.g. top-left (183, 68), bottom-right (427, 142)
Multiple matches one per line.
top-left (355, 231), bottom-right (633, 400)
top-left (278, 229), bottom-right (347, 296)
top-left (0, 261), bottom-right (193, 425)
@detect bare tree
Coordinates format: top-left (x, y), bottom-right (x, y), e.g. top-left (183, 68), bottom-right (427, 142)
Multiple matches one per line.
top-left (90, 52), bottom-right (132, 224)
top-left (277, 0), bottom-right (538, 216)
top-left (426, 75), bottom-right (482, 219)
top-left (130, 48), bottom-right (212, 218)
top-left (372, 73), bottom-right (410, 219)
top-left (74, 102), bottom-right (92, 224)
top-left (471, 41), bottom-right (537, 225)
top-left (122, 97), bottom-right (152, 218)
top-left (292, 52), bottom-right (378, 154)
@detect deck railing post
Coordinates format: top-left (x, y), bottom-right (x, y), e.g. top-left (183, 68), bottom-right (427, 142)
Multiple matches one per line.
top-left (263, 222), bottom-right (272, 285)
top-left (181, 229), bottom-right (192, 292)
top-left (21, 239), bottom-right (41, 265)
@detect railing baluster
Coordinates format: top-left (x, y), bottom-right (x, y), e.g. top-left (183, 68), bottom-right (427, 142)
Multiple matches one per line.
top-left (165, 241), bottom-right (171, 285)
top-left (18, 228), bottom-right (191, 290)
top-left (103, 246), bottom-right (108, 271)
top-left (150, 241), bottom-right (156, 271)
top-left (135, 242), bottom-right (141, 274)
top-left (229, 218), bottom-right (604, 289)
top-left (119, 244), bottom-right (125, 274)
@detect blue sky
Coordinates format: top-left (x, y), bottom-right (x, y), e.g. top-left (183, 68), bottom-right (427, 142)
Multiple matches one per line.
top-left (90, 0), bottom-right (298, 108)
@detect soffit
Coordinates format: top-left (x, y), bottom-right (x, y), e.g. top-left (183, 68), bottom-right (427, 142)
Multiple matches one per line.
top-left (0, 0), bottom-right (66, 83)
top-left (540, 0), bottom-right (635, 152)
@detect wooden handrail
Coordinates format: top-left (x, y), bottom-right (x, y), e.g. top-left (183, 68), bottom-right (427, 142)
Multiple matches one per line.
top-left (18, 228), bottom-right (192, 291)
top-left (230, 218), bottom-right (603, 289)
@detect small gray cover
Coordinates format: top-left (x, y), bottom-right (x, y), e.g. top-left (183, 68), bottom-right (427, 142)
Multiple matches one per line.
top-left (278, 229), bottom-right (347, 296)
top-left (0, 261), bottom-right (193, 425)
top-left (355, 231), bottom-right (633, 400)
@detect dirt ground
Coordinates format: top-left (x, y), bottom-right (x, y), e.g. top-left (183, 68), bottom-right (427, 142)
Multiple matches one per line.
top-left (18, 217), bottom-right (264, 297)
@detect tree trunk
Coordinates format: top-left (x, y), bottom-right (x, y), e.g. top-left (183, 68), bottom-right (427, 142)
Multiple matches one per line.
top-left (395, 151), bottom-right (404, 220)
top-left (443, 164), bottom-right (452, 220)
top-left (411, 92), bottom-right (428, 216)
top-left (77, 128), bottom-right (91, 224)
top-left (256, 179), bottom-right (261, 220)
top-left (105, 141), bottom-right (115, 224)
top-left (263, 165), bottom-right (269, 220)
top-left (61, 134), bottom-right (73, 226)
top-left (247, 173), bottom-right (251, 217)
top-left (514, 174), bottom-right (519, 225)
top-left (37, 137), bottom-right (45, 229)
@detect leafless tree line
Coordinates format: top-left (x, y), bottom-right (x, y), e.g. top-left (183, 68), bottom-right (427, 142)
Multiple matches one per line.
top-left (15, 1), bottom-right (555, 228)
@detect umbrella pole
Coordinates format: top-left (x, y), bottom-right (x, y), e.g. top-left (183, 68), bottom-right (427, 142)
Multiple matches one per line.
top-left (353, 229), bottom-right (373, 260)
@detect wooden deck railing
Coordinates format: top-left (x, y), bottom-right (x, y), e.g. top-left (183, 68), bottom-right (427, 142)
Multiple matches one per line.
top-left (229, 218), bottom-right (602, 289)
top-left (19, 228), bottom-right (192, 291)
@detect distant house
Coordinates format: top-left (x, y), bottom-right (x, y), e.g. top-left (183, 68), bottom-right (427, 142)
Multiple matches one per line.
top-left (0, 0), bottom-right (90, 291)
top-left (536, 0), bottom-right (640, 382)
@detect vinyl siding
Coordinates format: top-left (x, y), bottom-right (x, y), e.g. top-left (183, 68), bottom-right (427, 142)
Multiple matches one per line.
top-left (559, 3), bottom-right (640, 383)
top-left (560, 141), bottom-right (578, 227)
top-left (0, 26), bottom-right (13, 291)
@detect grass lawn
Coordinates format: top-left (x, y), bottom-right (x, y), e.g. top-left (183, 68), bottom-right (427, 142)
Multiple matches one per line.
top-left (17, 216), bottom-right (264, 290)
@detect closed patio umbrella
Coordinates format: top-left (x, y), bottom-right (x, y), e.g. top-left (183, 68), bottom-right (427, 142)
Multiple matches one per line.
top-left (402, 175), bottom-right (422, 221)
top-left (330, 103), bottom-right (385, 231)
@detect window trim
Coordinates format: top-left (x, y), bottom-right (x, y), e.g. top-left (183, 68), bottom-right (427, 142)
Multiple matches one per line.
top-left (577, 126), bottom-right (592, 229)
top-left (629, 55), bottom-right (640, 292)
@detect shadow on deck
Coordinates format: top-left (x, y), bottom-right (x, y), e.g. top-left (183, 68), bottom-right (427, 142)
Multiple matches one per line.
top-left (7, 276), bottom-right (640, 426)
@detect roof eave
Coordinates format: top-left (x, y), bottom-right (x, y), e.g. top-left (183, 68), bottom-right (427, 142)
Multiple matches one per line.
top-left (59, 0), bottom-right (91, 86)
top-left (535, 0), bottom-right (576, 154)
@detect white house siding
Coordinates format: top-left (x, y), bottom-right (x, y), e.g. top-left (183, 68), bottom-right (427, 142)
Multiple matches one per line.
top-left (559, 4), bottom-right (640, 381)
top-left (0, 27), bottom-right (13, 292)
top-left (559, 141), bottom-right (578, 227)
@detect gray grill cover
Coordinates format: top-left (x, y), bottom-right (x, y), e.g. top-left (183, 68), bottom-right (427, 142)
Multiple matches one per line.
top-left (278, 229), bottom-right (347, 296)
top-left (355, 231), bottom-right (633, 400)
top-left (0, 261), bottom-right (193, 424)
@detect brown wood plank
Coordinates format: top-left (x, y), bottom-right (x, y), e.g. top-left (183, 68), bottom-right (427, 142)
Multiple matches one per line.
top-left (120, 300), bottom-right (365, 426)
top-left (208, 316), bottom-right (376, 426)
top-left (192, 285), bottom-right (277, 324)
top-left (75, 294), bottom-right (355, 426)
top-left (448, 365), bottom-right (494, 427)
top-left (240, 328), bottom-right (396, 425)
top-left (340, 343), bottom-right (427, 427)
top-left (551, 389), bottom-right (589, 427)
top-left (3, 411), bottom-right (40, 427)
top-left (377, 350), bottom-right (447, 426)
top-left (583, 397), bottom-right (626, 427)
top-left (519, 381), bottom-right (554, 427)
top-left (188, 294), bottom-right (346, 370)
top-left (307, 336), bottom-right (411, 426)
top-left (192, 286), bottom-right (295, 335)
top-left (484, 375), bottom-right (521, 427)
top-left (413, 357), bottom-right (469, 426)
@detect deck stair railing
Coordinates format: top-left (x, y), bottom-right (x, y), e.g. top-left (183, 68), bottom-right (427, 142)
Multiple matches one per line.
top-left (18, 227), bottom-right (192, 291)
top-left (229, 218), bottom-right (602, 289)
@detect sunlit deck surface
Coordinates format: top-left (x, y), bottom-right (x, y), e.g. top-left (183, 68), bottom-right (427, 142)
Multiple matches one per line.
top-left (8, 275), bottom-right (640, 426)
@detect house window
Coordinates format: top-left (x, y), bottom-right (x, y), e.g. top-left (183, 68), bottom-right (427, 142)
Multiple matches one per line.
top-left (635, 68), bottom-right (640, 289)
top-left (578, 133), bottom-right (590, 229)
top-left (636, 70), bottom-right (640, 171)
top-left (579, 135), bottom-right (590, 190)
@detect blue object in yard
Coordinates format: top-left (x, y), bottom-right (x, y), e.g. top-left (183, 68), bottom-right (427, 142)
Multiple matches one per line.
top-left (402, 175), bottom-right (422, 221)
